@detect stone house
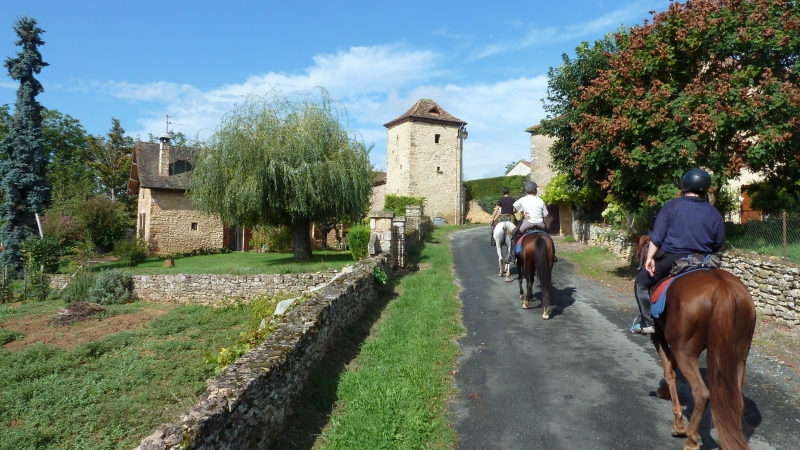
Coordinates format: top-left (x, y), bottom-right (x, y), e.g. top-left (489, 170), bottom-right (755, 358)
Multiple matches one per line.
top-left (505, 160), bottom-right (531, 177)
top-left (127, 135), bottom-right (251, 255)
top-left (525, 124), bottom-right (569, 235)
top-left (384, 99), bottom-right (467, 225)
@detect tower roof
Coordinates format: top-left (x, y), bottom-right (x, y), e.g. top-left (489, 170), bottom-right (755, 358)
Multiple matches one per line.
top-left (384, 99), bottom-right (466, 128)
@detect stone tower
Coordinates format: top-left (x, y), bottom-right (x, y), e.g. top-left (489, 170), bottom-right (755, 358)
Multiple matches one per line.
top-left (384, 99), bottom-right (467, 224)
top-left (526, 124), bottom-right (557, 197)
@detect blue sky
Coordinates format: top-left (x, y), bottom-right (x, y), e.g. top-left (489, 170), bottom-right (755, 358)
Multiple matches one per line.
top-left (1, 0), bottom-right (669, 180)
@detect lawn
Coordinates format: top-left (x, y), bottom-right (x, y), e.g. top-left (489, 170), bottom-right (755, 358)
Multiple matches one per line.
top-left (93, 249), bottom-right (354, 275)
top-left (0, 299), bottom-right (255, 450)
top-left (303, 226), bottom-right (464, 449)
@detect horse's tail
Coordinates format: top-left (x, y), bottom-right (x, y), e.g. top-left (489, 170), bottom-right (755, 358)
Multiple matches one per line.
top-left (707, 282), bottom-right (749, 450)
top-left (534, 237), bottom-right (555, 311)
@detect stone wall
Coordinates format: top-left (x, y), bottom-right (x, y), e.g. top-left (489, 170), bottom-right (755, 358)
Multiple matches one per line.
top-left (466, 199), bottom-right (493, 224)
top-left (386, 120), bottom-right (463, 224)
top-left (135, 256), bottom-right (386, 450)
top-left (571, 215), bottom-right (800, 329)
top-left (140, 188), bottom-right (225, 256)
top-left (50, 272), bottom-right (334, 305)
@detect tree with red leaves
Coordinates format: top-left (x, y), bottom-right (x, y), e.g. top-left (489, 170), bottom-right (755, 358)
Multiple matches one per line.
top-left (569, 0), bottom-right (800, 210)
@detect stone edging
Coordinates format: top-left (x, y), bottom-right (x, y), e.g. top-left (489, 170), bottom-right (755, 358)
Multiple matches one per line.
top-left (134, 255), bottom-right (385, 449)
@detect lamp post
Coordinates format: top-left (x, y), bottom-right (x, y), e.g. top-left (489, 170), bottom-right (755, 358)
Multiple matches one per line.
top-left (456, 125), bottom-right (468, 224)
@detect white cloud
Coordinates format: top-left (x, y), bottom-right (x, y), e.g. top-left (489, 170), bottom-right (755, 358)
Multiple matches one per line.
top-left (94, 44), bottom-right (549, 180)
top-left (0, 81), bottom-right (17, 89)
top-left (470, 0), bottom-right (667, 60)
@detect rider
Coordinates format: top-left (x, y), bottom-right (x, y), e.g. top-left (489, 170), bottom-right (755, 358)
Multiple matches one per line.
top-left (490, 187), bottom-right (517, 245)
top-left (508, 181), bottom-right (555, 262)
top-left (632, 168), bottom-right (725, 334)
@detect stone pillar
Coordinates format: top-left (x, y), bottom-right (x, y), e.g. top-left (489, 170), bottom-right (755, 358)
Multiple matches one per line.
top-left (393, 215), bottom-right (407, 269)
top-left (369, 211), bottom-right (395, 262)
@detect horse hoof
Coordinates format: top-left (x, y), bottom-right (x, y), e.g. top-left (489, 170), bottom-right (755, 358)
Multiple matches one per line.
top-left (657, 383), bottom-right (671, 400)
top-left (682, 440), bottom-right (699, 450)
top-left (542, 313), bottom-right (550, 320)
top-left (523, 300), bottom-right (529, 309)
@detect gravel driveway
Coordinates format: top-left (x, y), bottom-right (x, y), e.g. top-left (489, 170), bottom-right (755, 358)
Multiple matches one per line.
top-left (449, 227), bottom-right (800, 450)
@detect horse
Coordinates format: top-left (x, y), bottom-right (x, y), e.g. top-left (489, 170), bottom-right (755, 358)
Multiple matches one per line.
top-left (516, 231), bottom-right (557, 319)
top-left (493, 220), bottom-right (515, 280)
top-left (633, 234), bottom-right (756, 450)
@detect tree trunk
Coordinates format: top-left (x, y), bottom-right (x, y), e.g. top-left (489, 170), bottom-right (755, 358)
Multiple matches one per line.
top-left (291, 220), bottom-right (313, 262)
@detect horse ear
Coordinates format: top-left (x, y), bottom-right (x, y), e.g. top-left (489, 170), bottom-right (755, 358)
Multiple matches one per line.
top-left (631, 232), bottom-right (639, 242)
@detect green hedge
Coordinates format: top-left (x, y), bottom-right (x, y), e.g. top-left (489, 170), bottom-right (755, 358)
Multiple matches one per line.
top-left (475, 195), bottom-right (503, 214)
top-left (464, 175), bottom-right (527, 201)
top-left (384, 194), bottom-right (425, 216)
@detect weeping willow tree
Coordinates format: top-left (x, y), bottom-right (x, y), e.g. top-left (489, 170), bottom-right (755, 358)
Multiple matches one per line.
top-left (190, 88), bottom-right (373, 262)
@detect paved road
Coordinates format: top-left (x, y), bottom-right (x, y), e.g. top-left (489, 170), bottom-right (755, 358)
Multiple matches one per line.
top-left (449, 227), bottom-right (800, 450)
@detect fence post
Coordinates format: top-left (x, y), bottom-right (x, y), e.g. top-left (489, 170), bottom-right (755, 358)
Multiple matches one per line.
top-left (783, 211), bottom-right (788, 260)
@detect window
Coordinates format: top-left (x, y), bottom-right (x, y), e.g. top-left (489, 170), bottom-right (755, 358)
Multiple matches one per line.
top-left (191, 222), bottom-right (198, 231)
top-left (436, 166), bottom-right (442, 173)
top-left (169, 160), bottom-right (194, 176)
top-left (435, 134), bottom-right (440, 144)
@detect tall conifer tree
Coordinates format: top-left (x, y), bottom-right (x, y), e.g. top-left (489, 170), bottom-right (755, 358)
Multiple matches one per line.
top-left (0, 17), bottom-right (50, 273)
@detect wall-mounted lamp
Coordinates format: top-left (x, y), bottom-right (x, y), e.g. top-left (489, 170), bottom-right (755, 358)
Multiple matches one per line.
top-left (459, 125), bottom-right (468, 140)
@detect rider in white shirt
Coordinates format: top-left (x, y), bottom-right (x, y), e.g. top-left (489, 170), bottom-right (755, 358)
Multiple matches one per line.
top-left (508, 181), bottom-right (556, 262)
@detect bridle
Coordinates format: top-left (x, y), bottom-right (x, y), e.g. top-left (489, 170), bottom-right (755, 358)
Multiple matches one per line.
top-left (637, 241), bottom-right (650, 271)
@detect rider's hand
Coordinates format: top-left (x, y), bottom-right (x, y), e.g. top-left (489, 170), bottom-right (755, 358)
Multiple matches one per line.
top-left (645, 258), bottom-right (655, 277)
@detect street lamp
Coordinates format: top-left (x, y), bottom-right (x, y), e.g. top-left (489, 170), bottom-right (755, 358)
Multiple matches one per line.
top-left (459, 125), bottom-right (468, 140)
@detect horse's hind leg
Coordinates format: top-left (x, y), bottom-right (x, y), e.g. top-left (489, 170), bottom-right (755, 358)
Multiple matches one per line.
top-left (653, 333), bottom-right (686, 436)
top-left (523, 269), bottom-right (534, 309)
top-left (673, 354), bottom-right (709, 450)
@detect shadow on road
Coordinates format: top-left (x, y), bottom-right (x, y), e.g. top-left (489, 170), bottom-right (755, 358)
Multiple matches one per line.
top-left (517, 285), bottom-right (578, 319)
top-left (650, 367), bottom-right (762, 449)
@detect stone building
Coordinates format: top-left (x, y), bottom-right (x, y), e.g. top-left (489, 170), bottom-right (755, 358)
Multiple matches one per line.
top-left (526, 124), bottom-right (567, 235)
top-left (384, 99), bottom-right (467, 225)
top-left (127, 135), bottom-right (251, 255)
top-left (505, 160), bottom-right (531, 177)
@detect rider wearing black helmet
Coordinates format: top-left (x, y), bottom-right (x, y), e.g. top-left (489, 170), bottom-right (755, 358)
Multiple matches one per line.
top-left (633, 168), bottom-right (725, 334)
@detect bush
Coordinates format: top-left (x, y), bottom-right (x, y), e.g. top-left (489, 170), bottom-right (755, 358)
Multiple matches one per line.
top-left (265, 226), bottom-right (292, 253)
top-left (41, 212), bottom-right (85, 246)
top-left (346, 224), bottom-right (371, 261)
top-left (563, 234), bottom-right (576, 243)
top-left (87, 269), bottom-right (133, 305)
top-left (19, 235), bottom-right (62, 273)
top-left (464, 175), bottom-right (528, 201)
top-left (113, 238), bottom-right (148, 267)
top-left (384, 194), bottom-right (425, 216)
top-left (475, 195), bottom-right (502, 214)
top-left (76, 196), bottom-right (129, 249)
top-left (61, 271), bottom-right (97, 304)
top-left (24, 265), bottom-right (51, 302)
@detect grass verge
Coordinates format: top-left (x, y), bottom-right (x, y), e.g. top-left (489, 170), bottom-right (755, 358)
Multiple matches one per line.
top-left (0, 301), bottom-right (253, 450)
top-left (278, 226), bottom-right (464, 450)
top-left (91, 250), bottom-right (354, 275)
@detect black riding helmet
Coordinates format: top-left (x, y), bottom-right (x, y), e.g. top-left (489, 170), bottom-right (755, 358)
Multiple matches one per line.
top-left (681, 168), bottom-right (711, 194)
top-left (524, 182), bottom-right (538, 193)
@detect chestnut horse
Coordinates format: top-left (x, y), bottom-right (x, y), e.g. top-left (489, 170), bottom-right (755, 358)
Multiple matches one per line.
top-left (633, 234), bottom-right (755, 450)
top-left (516, 232), bottom-right (556, 319)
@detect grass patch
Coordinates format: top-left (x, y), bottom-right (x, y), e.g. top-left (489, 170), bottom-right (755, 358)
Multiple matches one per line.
top-left (0, 301), bottom-right (254, 449)
top-left (311, 226), bottom-right (464, 449)
top-left (559, 246), bottom-right (637, 281)
top-left (93, 250), bottom-right (353, 275)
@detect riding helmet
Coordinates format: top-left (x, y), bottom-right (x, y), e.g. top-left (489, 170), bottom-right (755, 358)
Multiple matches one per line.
top-left (524, 182), bottom-right (538, 193)
top-left (681, 168), bottom-right (711, 193)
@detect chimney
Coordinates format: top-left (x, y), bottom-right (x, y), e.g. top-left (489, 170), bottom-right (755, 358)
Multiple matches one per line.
top-left (158, 133), bottom-right (171, 175)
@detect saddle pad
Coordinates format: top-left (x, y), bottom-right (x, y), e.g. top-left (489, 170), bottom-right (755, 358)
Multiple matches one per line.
top-left (516, 230), bottom-right (546, 254)
top-left (650, 268), bottom-right (709, 319)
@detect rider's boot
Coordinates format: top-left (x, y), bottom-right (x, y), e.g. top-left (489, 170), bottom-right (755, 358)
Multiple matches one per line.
top-left (633, 282), bottom-right (656, 334)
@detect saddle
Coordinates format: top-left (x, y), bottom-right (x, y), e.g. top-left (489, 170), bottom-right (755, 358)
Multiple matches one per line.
top-left (515, 229), bottom-right (547, 254)
top-left (650, 268), bottom-right (710, 318)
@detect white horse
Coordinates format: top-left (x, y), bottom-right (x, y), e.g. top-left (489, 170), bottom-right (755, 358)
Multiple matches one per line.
top-left (493, 221), bottom-right (516, 281)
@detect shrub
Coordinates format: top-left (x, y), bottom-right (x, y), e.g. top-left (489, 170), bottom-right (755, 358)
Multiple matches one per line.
top-left (563, 234), bottom-right (576, 243)
top-left (75, 196), bottom-right (129, 249)
top-left (346, 224), bottom-right (371, 261)
top-left (0, 328), bottom-right (23, 345)
top-left (0, 278), bottom-right (15, 303)
top-left (24, 265), bottom-right (51, 302)
top-left (265, 226), bottom-right (292, 253)
top-left (249, 227), bottom-right (269, 251)
top-left (475, 195), bottom-right (502, 214)
top-left (113, 238), bottom-right (148, 267)
top-left (87, 269), bottom-right (134, 305)
top-left (19, 235), bottom-right (62, 273)
top-left (384, 194), bottom-right (425, 216)
top-left (464, 175), bottom-right (527, 201)
top-left (41, 212), bottom-right (85, 246)
top-left (61, 271), bottom-right (97, 304)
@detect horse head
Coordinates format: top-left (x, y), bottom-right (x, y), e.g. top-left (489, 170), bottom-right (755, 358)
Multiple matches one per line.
top-left (632, 233), bottom-right (651, 270)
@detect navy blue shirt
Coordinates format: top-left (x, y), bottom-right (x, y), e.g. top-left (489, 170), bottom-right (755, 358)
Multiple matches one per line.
top-left (649, 196), bottom-right (725, 254)
top-left (497, 196), bottom-right (516, 215)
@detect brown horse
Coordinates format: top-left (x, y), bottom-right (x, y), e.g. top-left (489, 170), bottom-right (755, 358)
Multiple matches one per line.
top-left (633, 234), bottom-right (756, 450)
top-left (516, 232), bottom-right (556, 319)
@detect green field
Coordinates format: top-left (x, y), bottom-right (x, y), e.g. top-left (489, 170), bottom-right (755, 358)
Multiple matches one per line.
top-left (93, 249), bottom-right (354, 275)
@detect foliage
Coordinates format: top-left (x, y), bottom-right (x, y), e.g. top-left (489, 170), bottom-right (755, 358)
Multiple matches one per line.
top-left (315, 217), bottom-right (340, 249)
top-left (464, 175), bottom-right (528, 201)
top-left (0, 327), bottom-right (23, 345)
top-left (601, 196), bottom-right (628, 229)
top-left (87, 118), bottom-right (134, 203)
top-left (373, 264), bottom-right (388, 285)
top-left (75, 196), bottom-right (128, 249)
top-left (746, 181), bottom-right (800, 214)
top-left (190, 88), bottom-right (373, 262)
top-left (264, 226), bottom-right (292, 253)
top-left (60, 271), bottom-right (96, 303)
top-left (23, 263), bottom-right (51, 301)
top-left (40, 211), bottom-right (84, 246)
top-left (563, 234), bottom-right (576, 243)
top-left (568, 1), bottom-right (800, 211)
top-left (112, 238), bottom-right (148, 267)
top-left (0, 279), bottom-right (13, 303)
top-left (86, 269), bottom-right (133, 305)
top-left (346, 224), bottom-right (371, 261)
top-left (384, 193), bottom-right (425, 216)
top-left (42, 108), bottom-right (94, 203)
top-left (713, 186), bottom-right (740, 217)
top-left (19, 235), bottom-right (61, 273)
top-left (248, 226), bottom-right (269, 251)
top-left (162, 246), bottom-right (230, 260)
top-left (0, 17), bottom-right (51, 274)
top-left (475, 195), bottom-right (502, 214)
top-left (540, 173), bottom-right (605, 205)
top-left (147, 130), bottom-right (188, 146)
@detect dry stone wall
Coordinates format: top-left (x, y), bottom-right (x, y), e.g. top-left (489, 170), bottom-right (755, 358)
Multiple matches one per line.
top-left (134, 256), bottom-right (385, 450)
top-left (50, 272), bottom-right (334, 305)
